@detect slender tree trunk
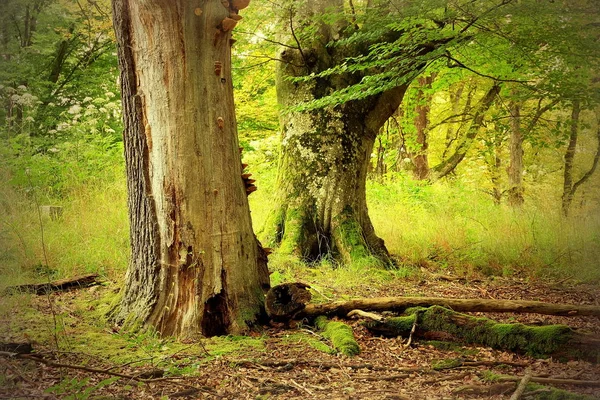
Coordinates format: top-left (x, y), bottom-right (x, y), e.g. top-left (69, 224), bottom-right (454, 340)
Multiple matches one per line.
top-left (430, 84), bottom-right (500, 181)
top-left (562, 101), bottom-right (580, 216)
top-left (507, 102), bottom-right (524, 206)
top-left (111, 0), bottom-right (269, 338)
top-left (412, 75), bottom-right (434, 180)
top-left (562, 105), bottom-right (600, 216)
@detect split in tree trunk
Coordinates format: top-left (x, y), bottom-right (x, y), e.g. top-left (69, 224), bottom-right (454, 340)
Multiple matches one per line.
top-left (362, 306), bottom-right (600, 362)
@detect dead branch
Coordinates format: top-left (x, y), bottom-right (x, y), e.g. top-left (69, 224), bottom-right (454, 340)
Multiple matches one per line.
top-left (0, 351), bottom-right (218, 396)
top-left (299, 296), bottom-right (600, 318)
top-left (510, 369), bottom-right (532, 400)
top-left (498, 375), bottom-right (600, 387)
top-left (4, 274), bottom-right (102, 295)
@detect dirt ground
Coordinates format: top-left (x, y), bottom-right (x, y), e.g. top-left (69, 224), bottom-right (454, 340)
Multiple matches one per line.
top-left (1, 276), bottom-right (599, 399)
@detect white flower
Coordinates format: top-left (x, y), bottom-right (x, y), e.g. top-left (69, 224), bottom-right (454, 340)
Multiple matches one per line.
top-left (68, 104), bottom-right (82, 114)
top-left (83, 97), bottom-right (93, 103)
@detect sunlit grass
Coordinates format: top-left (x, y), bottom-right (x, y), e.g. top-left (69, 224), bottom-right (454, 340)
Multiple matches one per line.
top-left (1, 146), bottom-right (599, 288)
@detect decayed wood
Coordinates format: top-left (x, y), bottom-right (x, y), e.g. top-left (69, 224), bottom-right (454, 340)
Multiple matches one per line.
top-left (296, 296), bottom-right (600, 318)
top-left (0, 342), bottom-right (33, 354)
top-left (4, 274), bottom-right (101, 295)
top-left (266, 283), bottom-right (311, 320)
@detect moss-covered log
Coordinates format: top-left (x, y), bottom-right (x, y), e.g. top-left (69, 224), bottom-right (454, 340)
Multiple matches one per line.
top-left (315, 316), bottom-right (360, 356)
top-left (363, 306), bottom-right (600, 362)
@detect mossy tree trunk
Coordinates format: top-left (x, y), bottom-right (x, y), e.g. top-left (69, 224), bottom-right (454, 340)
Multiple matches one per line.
top-left (264, 49), bottom-right (406, 264)
top-left (262, 1), bottom-right (410, 265)
top-left (112, 0), bottom-right (269, 338)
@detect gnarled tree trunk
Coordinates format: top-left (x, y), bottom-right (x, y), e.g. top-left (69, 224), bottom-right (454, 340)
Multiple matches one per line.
top-left (262, 45), bottom-right (406, 265)
top-left (112, 0), bottom-right (269, 338)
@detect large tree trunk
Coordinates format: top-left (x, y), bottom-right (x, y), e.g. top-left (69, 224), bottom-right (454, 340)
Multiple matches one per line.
top-left (262, 46), bottom-right (406, 264)
top-left (261, 1), bottom-right (412, 265)
top-left (111, 0), bottom-right (270, 338)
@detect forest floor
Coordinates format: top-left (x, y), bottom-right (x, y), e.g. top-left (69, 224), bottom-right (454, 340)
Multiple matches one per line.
top-left (1, 273), bottom-right (600, 400)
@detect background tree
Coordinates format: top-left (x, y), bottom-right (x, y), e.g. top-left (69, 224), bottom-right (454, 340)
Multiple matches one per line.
top-left (111, 0), bottom-right (269, 337)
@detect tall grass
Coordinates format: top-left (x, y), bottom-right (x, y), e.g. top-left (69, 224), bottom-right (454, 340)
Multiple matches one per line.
top-left (0, 164), bottom-right (129, 288)
top-left (1, 144), bottom-right (598, 288)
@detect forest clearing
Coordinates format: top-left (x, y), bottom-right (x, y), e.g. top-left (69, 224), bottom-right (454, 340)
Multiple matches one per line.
top-left (1, 0), bottom-right (600, 398)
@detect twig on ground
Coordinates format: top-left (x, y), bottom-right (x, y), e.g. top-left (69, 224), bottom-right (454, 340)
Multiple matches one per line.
top-left (510, 369), bottom-right (532, 400)
top-left (0, 351), bottom-right (219, 397)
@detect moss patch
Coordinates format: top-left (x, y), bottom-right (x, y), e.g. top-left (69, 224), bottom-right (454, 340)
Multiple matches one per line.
top-left (364, 306), bottom-right (581, 359)
top-left (315, 316), bottom-right (360, 356)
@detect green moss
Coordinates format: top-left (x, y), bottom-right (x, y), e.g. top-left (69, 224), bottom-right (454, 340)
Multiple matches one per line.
top-left (333, 206), bottom-right (370, 262)
top-left (418, 307), bottom-right (572, 357)
top-left (278, 207), bottom-right (310, 257)
top-left (523, 384), bottom-right (597, 400)
top-left (315, 316), bottom-right (360, 356)
top-left (365, 306), bottom-right (580, 359)
top-left (282, 332), bottom-right (336, 355)
top-left (432, 358), bottom-right (462, 370)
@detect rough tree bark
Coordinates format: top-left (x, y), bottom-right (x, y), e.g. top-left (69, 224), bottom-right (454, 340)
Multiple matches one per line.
top-left (111, 0), bottom-right (269, 337)
top-left (262, 1), bottom-right (412, 265)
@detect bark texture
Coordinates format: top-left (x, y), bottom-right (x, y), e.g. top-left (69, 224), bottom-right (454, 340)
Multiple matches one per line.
top-left (263, 1), bottom-right (409, 265)
top-left (112, 0), bottom-right (269, 337)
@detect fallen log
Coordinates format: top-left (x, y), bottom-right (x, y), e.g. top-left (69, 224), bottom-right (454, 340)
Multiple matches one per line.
top-left (263, 283), bottom-right (600, 318)
top-left (4, 273), bottom-right (101, 295)
top-left (300, 296), bottom-right (600, 318)
top-left (363, 306), bottom-right (600, 362)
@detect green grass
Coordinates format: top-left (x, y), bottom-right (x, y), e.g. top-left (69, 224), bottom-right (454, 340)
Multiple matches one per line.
top-left (1, 142), bottom-right (599, 290)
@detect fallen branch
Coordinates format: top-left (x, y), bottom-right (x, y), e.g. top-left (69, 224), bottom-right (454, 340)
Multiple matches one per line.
top-left (510, 369), bottom-right (532, 400)
top-left (498, 375), bottom-right (600, 387)
top-left (235, 358), bottom-right (527, 372)
top-left (0, 351), bottom-right (218, 396)
top-left (314, 316), bottom-right (360, 356)
top-left (298, 295), bottom-right (600, 318)
top-left (4, 274), bottom-right (102, 295)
